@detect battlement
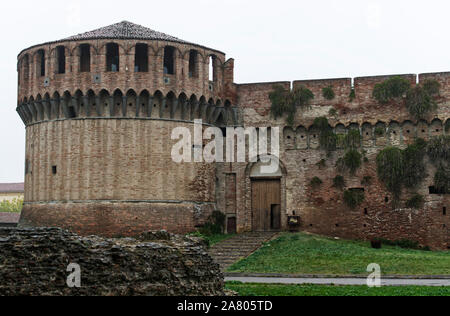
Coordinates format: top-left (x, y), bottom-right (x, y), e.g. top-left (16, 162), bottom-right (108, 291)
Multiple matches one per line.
top-left (237, 72), bottom-right (450, 107)
top-left (294, 72), bottom-right (450, 105)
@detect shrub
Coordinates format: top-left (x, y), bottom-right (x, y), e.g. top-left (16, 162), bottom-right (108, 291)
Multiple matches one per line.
top-left (376, 147), bottom-right (404, 198)
top-left (434, 164), bottom-right (450, 194)
top-left (423, 79), bottom-right (441, 96)
top-left (333, 175), bottom-right (345, 190)
top-left (322, 86), bottom-right (335, 100)
top-left (374, 127), bottom-right (385, 137)
top-left (375, 238), bottom-right (426, 250)
top-left (343, 189), bottom-right (365, 209)
top-left (376, 140), bottom-right (428, 202)
top-left (427, 135), bottom-right (450, 165)
top-left (405, 194), bottom-right (425, 209)
top-left (310, 177), bottom-right (323, 189)
top-left (402, 140), bottom-right (427, 188)
top-left (342, 149), bottom-right (362, 175)
top-left (329, 108), bottom-right (338, 118)
top-left (405, 86), bottom-right (438, 120)
top-left (445, 120), bottom-right (450, 133)
top-left (373, 76), bottom-right (411, 104)
top-left (199, 211), bottom-right (226, 236)
top-left (270, 85), bottom-right (314, 125)
top-left (345, 130), bottom-right (362, 149)
top-left (349, 88), bottom-right (356, 102)
top-left (314, 117), bottom-right (337, 153)
top-left (0, 198), bottom-right (23, 213)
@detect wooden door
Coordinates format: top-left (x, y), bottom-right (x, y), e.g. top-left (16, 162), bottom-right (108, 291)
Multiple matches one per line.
top-left (251, 179), bottom-right (281, 232)
top-left (227, 217), bottom-right (237, 234)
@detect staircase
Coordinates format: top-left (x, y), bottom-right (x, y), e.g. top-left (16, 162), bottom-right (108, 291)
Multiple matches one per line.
top-left (209, 232), bottom-right (278, 271)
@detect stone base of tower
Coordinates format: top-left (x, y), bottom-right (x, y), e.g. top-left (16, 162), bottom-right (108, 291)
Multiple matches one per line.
top-left (19, 202), bottom-right (216, 237)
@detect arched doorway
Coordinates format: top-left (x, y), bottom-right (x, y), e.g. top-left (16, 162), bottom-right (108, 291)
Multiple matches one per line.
top-left (250, 158), bottom-right (283, 232)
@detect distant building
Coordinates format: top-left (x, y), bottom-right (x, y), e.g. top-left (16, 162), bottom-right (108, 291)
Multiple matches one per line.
top-left (0, 183), bottom-right (24, 202)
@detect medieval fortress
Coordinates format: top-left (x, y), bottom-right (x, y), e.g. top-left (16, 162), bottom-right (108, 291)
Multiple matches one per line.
top-left (16, 22), bottom-right (449, 249)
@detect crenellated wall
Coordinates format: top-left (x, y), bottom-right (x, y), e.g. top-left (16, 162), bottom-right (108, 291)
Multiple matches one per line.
top-left (227, 71), bottom-right (450, 250)
top-left (15, 27), bottom-right (450, 247)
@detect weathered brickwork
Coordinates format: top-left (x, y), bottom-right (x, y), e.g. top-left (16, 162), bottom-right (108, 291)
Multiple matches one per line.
top-left (232, 73), bottom-right (450, 250)
top-left (16, 22), bottom-right (449, 249)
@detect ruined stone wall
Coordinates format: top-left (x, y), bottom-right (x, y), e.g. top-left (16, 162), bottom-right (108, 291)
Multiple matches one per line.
top-left (230, 72), bottom-right (450, 249)
top-left (0, 228), bottom-right (224, 296)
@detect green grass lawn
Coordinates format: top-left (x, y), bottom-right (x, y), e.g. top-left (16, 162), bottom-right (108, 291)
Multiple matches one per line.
top-left (228, 233), bottom-right (450, 276)
top-left (226, 282), bottom-right (450, 296)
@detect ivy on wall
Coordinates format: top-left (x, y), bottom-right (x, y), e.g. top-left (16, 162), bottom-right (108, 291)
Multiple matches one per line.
top-left (376, 137), bottom-right (447, 205)
top-left (270, 85), bottom-right (314, 126)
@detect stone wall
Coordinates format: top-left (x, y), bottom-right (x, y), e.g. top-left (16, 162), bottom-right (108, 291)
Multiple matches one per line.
top-left (20, 119), bottom-right (216, 236)
top-left (0, 228), bottom-right (224, 296)
top-left (226, 72), bottom-right (450, 250)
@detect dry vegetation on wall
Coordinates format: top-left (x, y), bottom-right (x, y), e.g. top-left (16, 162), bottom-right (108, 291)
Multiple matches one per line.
top-left (373, 76), bottom-right (441, 120)
top-left (269, 85), bottom-right (314, 126)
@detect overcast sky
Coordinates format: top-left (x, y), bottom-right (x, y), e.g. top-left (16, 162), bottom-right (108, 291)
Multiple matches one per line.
top-left (1, 0), bottom-right (449, 182)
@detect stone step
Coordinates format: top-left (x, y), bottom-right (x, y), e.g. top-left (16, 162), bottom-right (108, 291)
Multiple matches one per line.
top-left (208, 232), bottom-right (279, 271)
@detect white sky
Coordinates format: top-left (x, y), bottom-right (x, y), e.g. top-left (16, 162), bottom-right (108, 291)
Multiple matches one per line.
top-left (1, 0), bottom-right (449, 182)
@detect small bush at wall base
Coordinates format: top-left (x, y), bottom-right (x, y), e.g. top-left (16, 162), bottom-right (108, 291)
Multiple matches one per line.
top-left (343, 189), bottom-right (365, 209)
top-left (322, 86), bottom-right (335, 100)
top-left (405, 194), bottom-right (425, 209)
top-left (373, 238), bottom-right (429, 251)
top-left (199, 211), bottom-right (226, 236)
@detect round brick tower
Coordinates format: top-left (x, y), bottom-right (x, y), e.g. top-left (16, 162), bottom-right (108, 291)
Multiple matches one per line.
top-left (16, 21), bottom-right (237, 236)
